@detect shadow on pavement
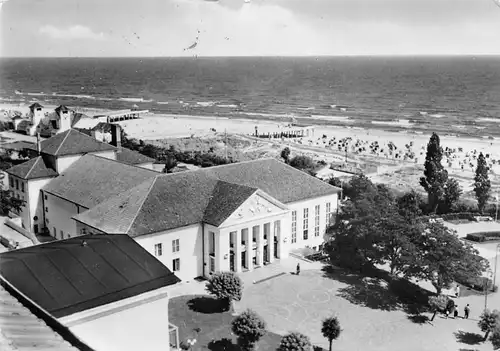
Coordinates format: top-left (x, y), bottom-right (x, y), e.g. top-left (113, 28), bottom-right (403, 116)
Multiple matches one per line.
top-left (187, 296), bottom-right (226, 314)
top-left (454, 330), bottom-right (484, 345)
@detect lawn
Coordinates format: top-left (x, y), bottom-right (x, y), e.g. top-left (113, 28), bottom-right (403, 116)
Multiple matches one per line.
top-left (168, 295), bottom-right (284, 351)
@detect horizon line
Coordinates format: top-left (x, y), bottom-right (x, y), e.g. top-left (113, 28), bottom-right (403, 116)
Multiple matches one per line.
top-left (2, 54), bottom-right (500, 59)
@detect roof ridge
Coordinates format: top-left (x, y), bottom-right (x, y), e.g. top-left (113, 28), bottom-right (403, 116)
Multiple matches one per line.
top-left (124, 176), bottom-right (160, 234)
top-left (25, 157), bottom-right (41, 179)
top-left (53, 130), bottom-right (71, 156)
top-left (85, 154), bottom-right (160, 174)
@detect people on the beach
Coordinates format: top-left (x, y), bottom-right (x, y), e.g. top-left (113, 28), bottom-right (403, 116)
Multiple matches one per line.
top-left (296, 263), bottom-right (300, 276)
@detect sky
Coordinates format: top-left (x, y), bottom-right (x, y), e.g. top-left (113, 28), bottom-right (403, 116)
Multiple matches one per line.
top-left (1, 0), bottom-right (500, 57)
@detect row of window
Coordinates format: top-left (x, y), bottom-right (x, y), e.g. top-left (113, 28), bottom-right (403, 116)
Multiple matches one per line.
top-left (8, 176), bottom-right (24, 193)
top-left (154, 239), bottom-right (180, 257)
top-left (291, 202), bottom-right (333, 243)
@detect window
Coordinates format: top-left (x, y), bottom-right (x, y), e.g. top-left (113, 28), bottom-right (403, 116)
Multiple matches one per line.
top-left (9, 176), bottom-right (13, 188)
top-left (314, 205), bottom-right (320, 237)
top-left (21, 182), bottom-right (24, 193)
top-left (53, 227), bottom-right (56, 237)
top-left (273, 220), bottom-right (280, 240)
top-left (303, 208), bottom-right (309, 240)
top-left (154, 243), bottom-right (163, 256)
top-left (172, 258), bottom-right (180, 272)
top-left (172, 239), bottom-right (180, 253)
top-left (15, 179), bottom-right (19, 190)
top-left (326, 202), bottom-right (332, 226)
top-left (45, 207), bottom-right (48, 213)
top-left (34, 224), bottom-right (38, 234)
top-left (291, 211), bottom-right (297, 243)
top-left (44, 194), bottom-right (48, 200)
top-left (80, 227), bottom-right (87, 235)
top-left (60, 230), bottom-right (64, 239)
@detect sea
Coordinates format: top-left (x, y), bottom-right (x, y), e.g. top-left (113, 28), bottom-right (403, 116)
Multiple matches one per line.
top-left (1, 56), bottom-right (500, 136)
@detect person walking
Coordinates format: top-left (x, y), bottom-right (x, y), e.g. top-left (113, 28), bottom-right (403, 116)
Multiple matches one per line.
top-left (296, 263), bottom-right (300, 276)
top-left (455, 285), bottom-right (461, 298)
top-left (449, 304), bottom-right (456, 319)
top-left (454, 304), bottom-right (459, 318)
top-left (464, 304), bottom-right (470, 319)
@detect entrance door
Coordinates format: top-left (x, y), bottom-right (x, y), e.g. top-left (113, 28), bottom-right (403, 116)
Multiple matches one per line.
top-left (241, 251), bottom-right (246, 269)
top-left (230, 252), bottom-right (235, 272)
top-left (34, 224), bottom-right (39, 234)
top-left (274, 237), bottom-right (278, 258)
top-left (263, 246), bottom-right (268, 263)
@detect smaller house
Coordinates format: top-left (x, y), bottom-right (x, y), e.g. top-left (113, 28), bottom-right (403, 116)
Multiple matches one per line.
top-left (0, 234), bottom-right (181, 351)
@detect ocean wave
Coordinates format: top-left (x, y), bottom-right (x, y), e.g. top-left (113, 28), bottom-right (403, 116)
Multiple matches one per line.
top-left (157, 101), bottom-right (170, 105)
top-left (297, 107), bottom-right (315, 111)
top-left (310, 115), bottom-right (352, 121)
top-left (478, 118), bottom-right (500, 123)
top-left (196, 101), bottom-right (218, 107)
top-left (118, 97), bottom-right (153, 103)
top-left (238, 111), bottom-right (296, 118)
top-left (217, 104), bottom-right (238, 108)
top-left (372, 119), bottom-right (413, 127)
top-left (429, 114), bottom-right (445, 118)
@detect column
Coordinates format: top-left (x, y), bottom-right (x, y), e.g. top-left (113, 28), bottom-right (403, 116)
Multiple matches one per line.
top-left (234, 230), bottom-right (242, 273)
top-left (268, 222), bottom-right (275, 263)
top-left (216, 231), bottom-right (230, 273)
top-left (256, 225), bottom-right (264, 266)
top-left (245, 228), bottom-right (253, 271)
top-left (203, 229), bottom-right (209, 277)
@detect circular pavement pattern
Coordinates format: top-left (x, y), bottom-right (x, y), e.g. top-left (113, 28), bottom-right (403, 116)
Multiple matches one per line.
top-left (297, 289), bottom-right (331, 304)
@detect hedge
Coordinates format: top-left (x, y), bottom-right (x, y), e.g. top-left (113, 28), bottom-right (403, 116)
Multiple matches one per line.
top-left (456, 275), bottom-right (498, 293)
top-left (466, 231), bottom-right (500, 243)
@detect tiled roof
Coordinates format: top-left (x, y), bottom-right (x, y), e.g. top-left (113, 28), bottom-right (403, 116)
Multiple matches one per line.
top-left (39, 129), bottom-right (116, 156)
top-left (73, 173), bottom-right (256, 236)
top-left (200, 158), bottom-right (340, 203)
top-left (0, 235), bottom-right (180, 318)
top-left (6, 156), bottom-right (58, 180)
top-left (90, 122), bottom-right (112, 132)
top-left (42, 154), bottom-right (159, 209)
top-left (0, 284), bottom-right (90, 351)
top-left (55, 105), bottom-right (70, 114)
top-left (115, 147), bottom-right (155, 165)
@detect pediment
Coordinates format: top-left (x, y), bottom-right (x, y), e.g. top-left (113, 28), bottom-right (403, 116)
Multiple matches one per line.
top-left (220, 192), bottom-right (287, 227)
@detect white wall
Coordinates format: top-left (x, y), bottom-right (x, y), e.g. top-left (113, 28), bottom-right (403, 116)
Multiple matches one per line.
top-left (44, 192), bottom-right (88, 239)
top-left (67, 292), bottom-right (171, 351)
top-left (28, 178), bottom-right (54, 233)
top-left (9, 175), bottom-right (28, 228)
top-left (55, 150), bottom-right (116, 174)
top-left (135, 224), bottom-right (203, 282)
top-left (137, 162), bottom-right (154, 170)
top-left (287, 193), bottom-right (339, 251)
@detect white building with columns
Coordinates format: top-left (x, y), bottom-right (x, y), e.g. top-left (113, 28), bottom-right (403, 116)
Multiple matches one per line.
top-left (6, 129), bottom-right (340, 282)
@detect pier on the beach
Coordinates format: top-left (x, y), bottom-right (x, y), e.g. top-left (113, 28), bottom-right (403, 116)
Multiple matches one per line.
top-left (93, 109), bottom-right (149, 123)
top-left (252, 125), bottom-right (315, 139)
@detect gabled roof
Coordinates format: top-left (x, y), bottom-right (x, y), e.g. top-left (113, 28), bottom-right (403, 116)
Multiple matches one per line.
top-left (29, 102), bottom-right (43, 110)
top-left (90, 122), bottom-right (113, 132)
top-left (6, 156), bottom-right (58, 180)
top-left (116, 147), bottom-right (155, 165)
top-left (42, 154), bottom-right (159, 209)
top-left (39, 129), bottom-right (116, 156)
top-left (0, 235), bottom-right (180, 318)
top-left (200, 158), bottom-right (340, 203)
top-left (55, 105), bottom-right (70, 115)
top-left (0, 284), bottom-right (93, 351)
top-left (73, 173), bottom-right (257, 236)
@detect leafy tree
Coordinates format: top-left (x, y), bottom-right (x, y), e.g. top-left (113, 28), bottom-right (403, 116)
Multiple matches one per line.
top-left (321, 317), bottom-right (342, 351)
top-left (397, 190), bottom-right (423, 223)
top-left (478, 309), bottom-right (500, 341)
top-left (289, 155), bottom-right (315, 173)
top-left (440, 178), bottom-right (462, 214)
top-left (277, 332), bottom-right (313, 351)
top-left (163, 155), bottom-right (178, 173)
top-left (0, 187), bottom-right (24, 215)
top-left (231, 309), bottom-right (266, 351)
top-left (490, 325), bottom-right (500, 350)
top-left (281, 147), bottom-right (291, 163)
top-left (474, 152), bottom-right (491, 213)
top-left (420, 133), bottom-right (448, 213)
top-left (428, 295), bottom-right (448, 321)
top-left (406, 223), bottom-right (488, 294)
top-left (327, 176), bottom-right (342, 188)
top-left (205, 271), bottom-right (243, 311)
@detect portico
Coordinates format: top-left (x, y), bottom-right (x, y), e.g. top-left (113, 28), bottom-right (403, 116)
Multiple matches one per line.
top-left (203, 191), bottom-right (290, 276)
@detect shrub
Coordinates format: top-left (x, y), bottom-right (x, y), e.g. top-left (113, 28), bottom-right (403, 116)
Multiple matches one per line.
top-left (205, 271), bottom-right (243, 311)
top-left (321, 317), bottom-right (342, 351)
top-left (466, 233), bottom-right (486, 242)
top-left (478, 309), bottom-right (500, 341)
top-left (277, 332), bottom-right (313, 351)
top-left (456, 275), bottom-right (498, 292)
top-left (231, 309), bottom-right (267, 351)
top-left (466, 231), bottom-right (500, 243)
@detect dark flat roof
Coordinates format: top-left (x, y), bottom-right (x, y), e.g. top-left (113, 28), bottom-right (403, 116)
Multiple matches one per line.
top-left (0, 235), bottom-right (180, 318)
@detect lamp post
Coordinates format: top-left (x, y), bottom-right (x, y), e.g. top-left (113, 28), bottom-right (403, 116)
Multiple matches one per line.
top-left (484, 268), bottom-right (493, 310)
top-left (495, 193), bottom-right (499, 223)
top-left (493, 243), bottom-right (500, 292)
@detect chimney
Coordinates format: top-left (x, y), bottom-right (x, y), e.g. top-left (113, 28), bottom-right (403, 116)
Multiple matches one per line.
top-left (36, 133), bottom-right (41, 155)
top-left (111, 124), bottom-right (122, 150)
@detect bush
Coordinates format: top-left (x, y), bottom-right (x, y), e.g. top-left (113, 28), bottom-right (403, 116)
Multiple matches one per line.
top-left (231, 309), bottom-right (267, 351)
top-left (456, 275), bottom-right (498, 292)
top-left (466, 231), bottom-right (500, 243)
top-left (205, 271), bottom-right (243, 311)
top-left (277, 332), bottom-right (313, 351)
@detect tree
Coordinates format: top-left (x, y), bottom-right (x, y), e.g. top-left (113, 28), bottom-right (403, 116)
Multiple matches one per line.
top-left (205, 271), bottom-right (243, 311)
top-left (490, 325), bottom-right (500, 350)
top-left (277, 332), bottom-right (313, 351)
top-left (406, 223), bottom-right (488, 294)
top-left (420, 133), bottom-right (448, 213)
top-left (440, 178), bottom-right (462, 214)
top-left (231, 309), bottom-right (266, 351)
top-left (289, 155), bottom-right (315, 173)
top-left (474, 152), bottom-right (491, 213)
top-left (321, 317), bottom-right (342, 351)
top-left (478, 309), bottom-right (500, 341)
top-left (281, 147), bottom-right (291, 164)
top-left (397, 190), bottom-right (423, 223)
top-left (428, 295), bottom-right (448, 321)
top-left (0, 187), bottom-right (24, 215)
